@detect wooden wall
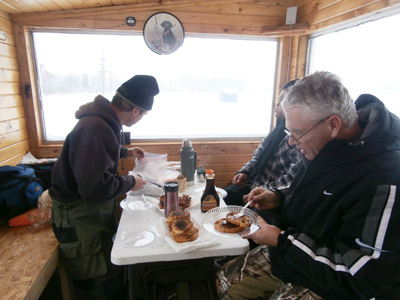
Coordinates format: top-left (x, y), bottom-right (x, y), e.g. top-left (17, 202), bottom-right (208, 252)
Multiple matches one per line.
top-left (1, 0), bottom-right (400, 187)
top-left (297, 0), bottom-right (400, 32)
top-left (0, 10), bottom-right (30, 166)
top-left (116, 141), bottom-right (262, 186)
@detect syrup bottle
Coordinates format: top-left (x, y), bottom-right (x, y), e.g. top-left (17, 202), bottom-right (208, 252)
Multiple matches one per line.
top-left (201, 169), bottom-right (220, 213)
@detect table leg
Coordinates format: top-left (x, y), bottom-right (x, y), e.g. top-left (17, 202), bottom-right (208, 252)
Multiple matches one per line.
top-left (58, 256), bottom-right (74, 300)
top-left (127, 265), bottom-right (135, 300)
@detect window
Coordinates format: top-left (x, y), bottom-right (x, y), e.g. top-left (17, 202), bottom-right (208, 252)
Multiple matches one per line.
top-left (32, 31), bottom-right (278, 141)
top-left (308, 12), bottom-right (400, 116)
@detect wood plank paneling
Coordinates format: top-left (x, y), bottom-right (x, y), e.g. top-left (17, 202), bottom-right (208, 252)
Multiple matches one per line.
top-left (0, 106), bottom-right (25, 123)
top-left (0, 94), bottom-right (23, 107)
top-left (9, 9), bottom-right (287, 36)
top-left (0, 68), bottom-right (20, 82)
top-left (114, 141), bottom-right (260, 187)
top-left (0, 11), bottom-right (29, 166)
top-left (0, 140), bottom-right (29, 161)
top-left (298, 0), bottom-right (400, 31)
top-left (0, 153), bottom-right (26, 166)
top-left (0, 118), bottom-right (26, 135)
top-left (0, 43), bottom-right (17, 58)
top-left (0, 56), bottom-right (19, 71)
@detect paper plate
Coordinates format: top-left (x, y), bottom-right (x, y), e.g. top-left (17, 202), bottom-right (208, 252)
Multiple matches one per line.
top-left (120, 195), bottom-right (158, 213)
top-left (113, 225), bottom-right (161, 248)
top-left (158, 217), bottom-right (217, 253)
top-left (201, 205), bottom-right (259, 237)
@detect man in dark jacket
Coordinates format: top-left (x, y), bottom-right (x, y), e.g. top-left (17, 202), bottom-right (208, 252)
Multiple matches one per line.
top-left (50, 75), bottom-right (159, 299)
top-left (223, 79), bottom-right (302, 209)
top-left (217, 71), bottom-right (400, 300)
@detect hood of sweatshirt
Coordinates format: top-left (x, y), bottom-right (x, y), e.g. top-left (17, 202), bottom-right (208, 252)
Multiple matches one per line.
top-left (75, 95), bottom-right (122, 134)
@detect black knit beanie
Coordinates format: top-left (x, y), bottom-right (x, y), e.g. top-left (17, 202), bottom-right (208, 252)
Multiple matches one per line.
top-left (116, 75), bottom-right (159, 111)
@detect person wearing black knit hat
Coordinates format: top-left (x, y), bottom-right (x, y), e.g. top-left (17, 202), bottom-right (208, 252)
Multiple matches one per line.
top-left (50, 75), bottom-right (159, 300)
top-left (116, 74), bottom-right (159, 111)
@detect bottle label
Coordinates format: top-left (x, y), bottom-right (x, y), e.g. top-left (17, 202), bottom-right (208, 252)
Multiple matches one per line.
top-left (202, 195), bottom-right (218, 212)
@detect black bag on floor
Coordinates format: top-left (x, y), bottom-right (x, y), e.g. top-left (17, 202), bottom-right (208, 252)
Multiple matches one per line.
top-left (0, 164), bottom-right (46, 220)
top-left (23, 162), bottom-right (55, 188)
top-left (143, 264), bottom-right (214, 300)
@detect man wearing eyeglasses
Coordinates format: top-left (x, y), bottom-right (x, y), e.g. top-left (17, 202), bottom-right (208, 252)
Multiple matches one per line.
top-left (217, 71), bottom-right (400, 300)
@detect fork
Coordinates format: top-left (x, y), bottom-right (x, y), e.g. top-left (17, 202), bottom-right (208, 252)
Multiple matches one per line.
top-left (141, 194), bottom-right (151, 209)
top-left (229, 200), bottom-right (253, 220)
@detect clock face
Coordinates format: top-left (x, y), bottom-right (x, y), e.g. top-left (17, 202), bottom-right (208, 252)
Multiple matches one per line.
top-left (0, 30), bottom-right (7, 41)
top-left (143, 12), bottom-right (185, 55)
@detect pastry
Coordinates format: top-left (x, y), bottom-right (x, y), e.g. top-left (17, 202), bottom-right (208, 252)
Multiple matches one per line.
top-left (214, 212), bottom-right (251, 234)
top-left (226, 212), bottom-right (250, 228)
top-left (166, 210), bottom-right (190, 228)
top-left (171, 227), bottom-right (199, 243)
top-left (166, 211), bottom-right (198, 243)
top-left (214, 218), bottom-right (247, 233)
top-left (167, 210), bottom-right (190, 221)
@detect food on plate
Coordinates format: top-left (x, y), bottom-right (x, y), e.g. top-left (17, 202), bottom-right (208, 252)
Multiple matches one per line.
top-left (214, 212), bottom-right (251, 234)
top-left (166, 211), bottom-right (198, 243)
top-left (159, 194), bottom-right (191, 210)
top-left (214, 219), bottom-right (247, 233)
top-left (226, 212), bottom-right (250, 228)
top-left (166, 210), bottom-right (190, 227)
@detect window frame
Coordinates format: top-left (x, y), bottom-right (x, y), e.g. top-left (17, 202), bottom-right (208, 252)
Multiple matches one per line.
top-left (305, 9), bottom-right (400, 119)
top-left (30, 29), bottom-right (280, 142)
top-left (13, 23), bottom-right (297, 157)
top-left (306, 8), bottom-right (400, 75)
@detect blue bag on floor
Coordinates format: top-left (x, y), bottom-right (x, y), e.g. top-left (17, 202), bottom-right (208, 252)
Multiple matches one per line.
top-left (0, 164), bottom-right (46, 220)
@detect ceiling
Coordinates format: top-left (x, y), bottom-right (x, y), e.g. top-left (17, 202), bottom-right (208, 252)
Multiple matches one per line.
top-left (0, 0), bottom-right (270, 15)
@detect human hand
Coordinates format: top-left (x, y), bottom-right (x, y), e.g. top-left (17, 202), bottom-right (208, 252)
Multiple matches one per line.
top-left (232, 173), bottom-right (249, 187)
top-left (247, 187), bottom-right (279, 210)
top-left (131, 174), bottom-right (147, 191)
top-left (127, 147), bottom-right (145, 159)
top-left (243, 216), bottom-right (281, 246)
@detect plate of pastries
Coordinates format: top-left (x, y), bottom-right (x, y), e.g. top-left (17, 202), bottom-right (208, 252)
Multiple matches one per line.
top-left (159, 210), bottom-right (217, 252)
top-left (166, 210), bottom-right (199, 243)
top-left (201, 205), bottom-right (259, 237)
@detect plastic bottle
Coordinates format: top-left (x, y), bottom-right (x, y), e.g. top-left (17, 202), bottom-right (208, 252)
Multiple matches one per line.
top-left (200, 169), bottom-right (220, 213)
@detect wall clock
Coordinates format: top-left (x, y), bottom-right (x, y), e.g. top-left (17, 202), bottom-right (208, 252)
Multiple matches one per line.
top-left (143, 12), bottom-right (185, 55)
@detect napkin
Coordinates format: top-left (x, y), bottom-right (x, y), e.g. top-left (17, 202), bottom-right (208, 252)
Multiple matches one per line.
top-left (158, 217), bottom-right (218, 253)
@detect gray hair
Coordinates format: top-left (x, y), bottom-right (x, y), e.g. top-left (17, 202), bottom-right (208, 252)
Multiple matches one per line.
top-left (282, 71), bottom-right (358, 127)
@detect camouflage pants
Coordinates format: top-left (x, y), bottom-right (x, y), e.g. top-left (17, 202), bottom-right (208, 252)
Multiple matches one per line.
top-left (216, 245), bottom-right (324, 300)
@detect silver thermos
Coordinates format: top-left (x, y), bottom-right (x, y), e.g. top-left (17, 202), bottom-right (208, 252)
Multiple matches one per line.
top-left (164, 182), bottom-right (179, 217)
top-left (180, 139), bottom-right (197, 185)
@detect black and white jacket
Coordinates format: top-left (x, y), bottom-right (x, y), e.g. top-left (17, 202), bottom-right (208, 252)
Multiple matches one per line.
top-left (238, 119), bottom-right (302, 192)
top-left (270, 97), bottom-right (400, 300)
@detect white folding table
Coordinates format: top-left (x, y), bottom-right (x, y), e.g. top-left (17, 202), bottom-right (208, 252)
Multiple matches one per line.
top-left (111, 180), bottom-right (249, 299)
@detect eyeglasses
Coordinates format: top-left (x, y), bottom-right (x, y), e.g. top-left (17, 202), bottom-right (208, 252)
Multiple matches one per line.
top-left (284, 116), bottom-right (330, 144)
